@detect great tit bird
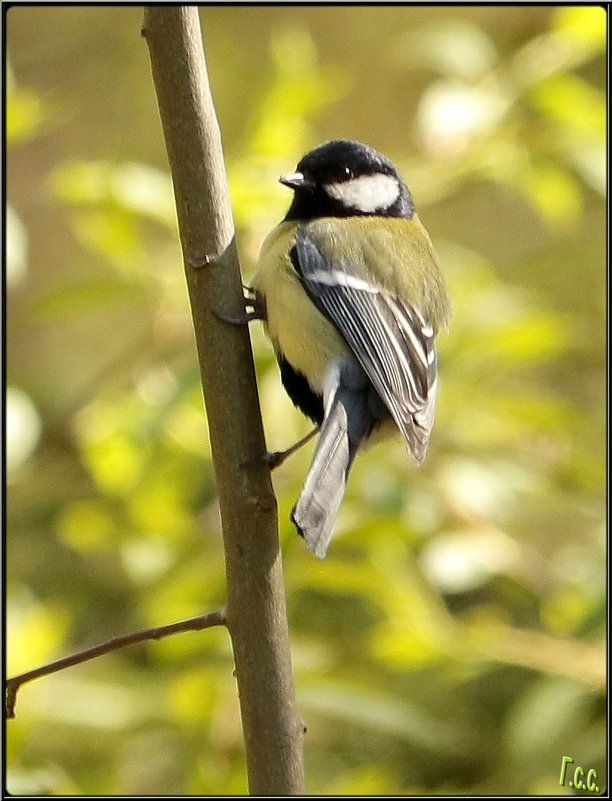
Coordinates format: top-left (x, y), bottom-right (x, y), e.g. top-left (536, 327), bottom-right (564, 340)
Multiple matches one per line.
top-left (250, 139), bottom-right (450, 558)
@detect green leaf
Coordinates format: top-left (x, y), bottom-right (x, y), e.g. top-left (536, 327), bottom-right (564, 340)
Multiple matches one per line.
top-left (300, 680), bottom-right (474, 755)
top-left (29, 279), bottom-right (143, 319)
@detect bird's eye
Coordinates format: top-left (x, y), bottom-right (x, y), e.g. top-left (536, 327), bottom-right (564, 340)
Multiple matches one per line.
top-left (343, 166), bottom-right (353, 180)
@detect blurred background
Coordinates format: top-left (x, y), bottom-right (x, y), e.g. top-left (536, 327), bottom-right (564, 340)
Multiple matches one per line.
top-left (6, 5), bottom-right (606, 795)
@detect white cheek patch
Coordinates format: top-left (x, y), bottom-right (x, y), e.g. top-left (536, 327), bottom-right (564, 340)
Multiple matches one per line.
top-left (325, 173), bottom-right (400, 212)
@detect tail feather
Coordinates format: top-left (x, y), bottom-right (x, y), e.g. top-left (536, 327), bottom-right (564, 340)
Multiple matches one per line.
top-left (292, 397), bottom-right (351, 558)
top-left (292, 364), bottom-right (371, 558)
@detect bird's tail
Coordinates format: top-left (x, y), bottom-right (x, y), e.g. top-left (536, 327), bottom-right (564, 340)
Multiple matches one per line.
top-left (292, 379), bottom-right (369, 558)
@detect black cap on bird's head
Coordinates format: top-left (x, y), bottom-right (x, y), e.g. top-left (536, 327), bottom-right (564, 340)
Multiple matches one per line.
top-left (281, 139), bottom-right (415, 221)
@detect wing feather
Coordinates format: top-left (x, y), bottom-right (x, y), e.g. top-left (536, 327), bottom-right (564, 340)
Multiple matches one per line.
top-left (291, 229), bottom-right (438, 460)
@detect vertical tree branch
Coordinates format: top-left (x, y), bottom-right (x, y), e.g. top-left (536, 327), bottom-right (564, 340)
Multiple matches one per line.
top-left (142, 7), bottom-right (305, 795)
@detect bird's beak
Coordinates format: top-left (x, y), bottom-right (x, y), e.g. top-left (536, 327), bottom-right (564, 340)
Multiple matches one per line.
top-left (279, 172), bottom-right (314, 191)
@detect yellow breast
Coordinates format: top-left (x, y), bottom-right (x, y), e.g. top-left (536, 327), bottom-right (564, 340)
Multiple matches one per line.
top-left (250, 222), bottom-right (350, 395)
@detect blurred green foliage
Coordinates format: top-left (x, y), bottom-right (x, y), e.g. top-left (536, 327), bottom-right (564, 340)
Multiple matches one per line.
top-left (6, 5), bottom-right (606, 796)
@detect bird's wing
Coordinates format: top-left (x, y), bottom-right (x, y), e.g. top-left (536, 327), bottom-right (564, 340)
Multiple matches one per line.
top-left (291, 226), bottom-right (438, 461)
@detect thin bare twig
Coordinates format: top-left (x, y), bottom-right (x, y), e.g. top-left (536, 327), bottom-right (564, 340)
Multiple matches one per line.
top-left (5, 609), bottom-right (227, 719)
